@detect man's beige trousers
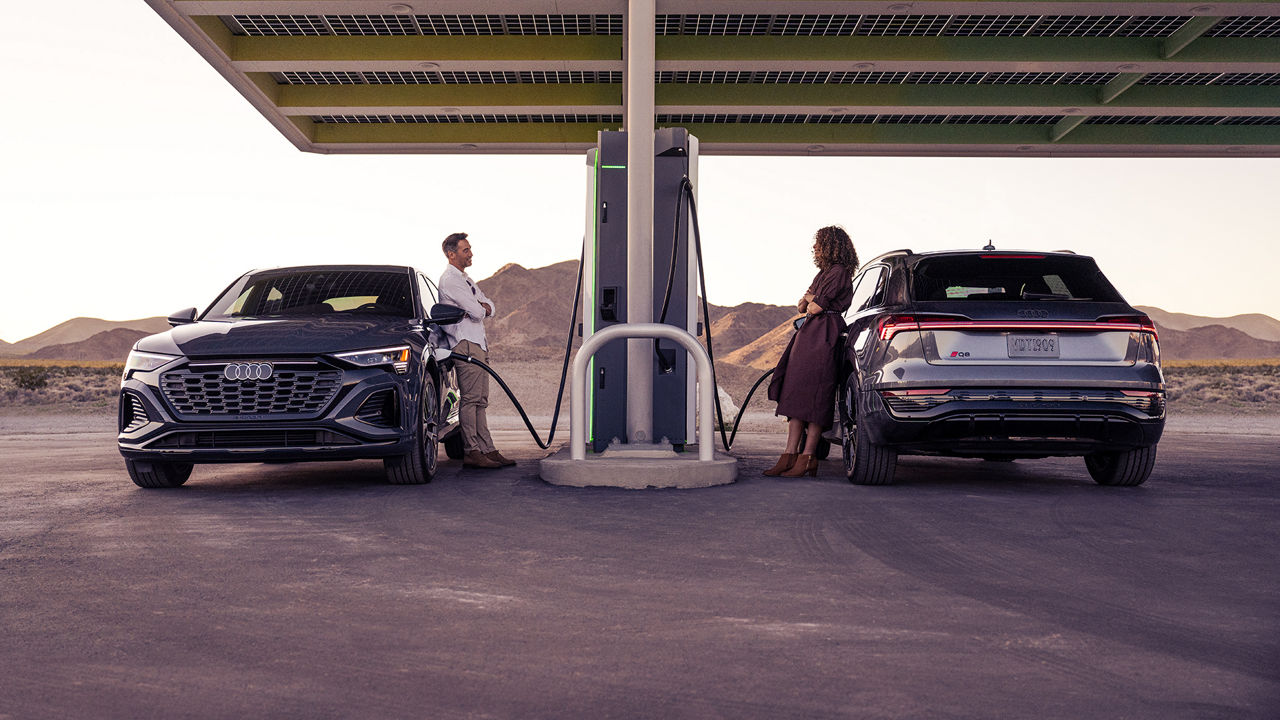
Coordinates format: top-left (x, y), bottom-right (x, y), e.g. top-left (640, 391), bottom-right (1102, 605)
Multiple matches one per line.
top-left (452, 339), bottom-right (495, 455)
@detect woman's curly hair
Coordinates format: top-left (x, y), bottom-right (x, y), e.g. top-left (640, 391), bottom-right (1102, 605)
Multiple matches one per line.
top-left (812, 225), bottom-right (858, 277)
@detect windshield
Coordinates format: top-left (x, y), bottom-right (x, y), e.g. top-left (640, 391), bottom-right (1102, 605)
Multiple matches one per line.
top-left (204, 270), bottom-right (415, 320)
top-left (911, 255), bottom-right (1124, 303)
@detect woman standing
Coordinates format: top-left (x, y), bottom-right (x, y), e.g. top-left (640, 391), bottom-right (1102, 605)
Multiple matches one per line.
top-left (764, 226), bottom-right (858, 477)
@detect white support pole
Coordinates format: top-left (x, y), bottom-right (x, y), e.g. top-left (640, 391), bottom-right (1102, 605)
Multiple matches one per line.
top-left (625, 0), bottom-right (655, 445)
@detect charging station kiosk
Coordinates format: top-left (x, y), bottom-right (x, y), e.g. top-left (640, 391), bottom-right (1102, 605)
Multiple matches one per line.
top-left (582, 128), bottom-right (699, 453)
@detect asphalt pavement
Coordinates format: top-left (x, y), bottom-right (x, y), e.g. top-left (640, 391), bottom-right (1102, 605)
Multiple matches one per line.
top-left (1, 415), bottom-right (1277, 719)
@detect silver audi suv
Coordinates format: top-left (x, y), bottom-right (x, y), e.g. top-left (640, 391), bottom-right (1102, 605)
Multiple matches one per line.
top-left (837, 248), bottom-right (1164, 486)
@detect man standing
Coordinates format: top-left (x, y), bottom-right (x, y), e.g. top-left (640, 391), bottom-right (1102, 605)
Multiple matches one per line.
top-left (438, 232), bottom-right (515, 469)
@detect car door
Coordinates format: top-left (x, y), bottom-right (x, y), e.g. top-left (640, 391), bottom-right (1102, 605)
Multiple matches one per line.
top-left (418, 272), bottom-right (460, 424)
top-left (843, 264), bottom-right (890, 371)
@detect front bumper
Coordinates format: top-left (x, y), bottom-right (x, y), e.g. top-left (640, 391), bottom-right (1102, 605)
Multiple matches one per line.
top-left (118, 366), bottom-right (414, 464)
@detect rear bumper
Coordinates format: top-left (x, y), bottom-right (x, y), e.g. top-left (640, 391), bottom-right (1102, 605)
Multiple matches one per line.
top-left (864, 399), bottom-right (1164, 457)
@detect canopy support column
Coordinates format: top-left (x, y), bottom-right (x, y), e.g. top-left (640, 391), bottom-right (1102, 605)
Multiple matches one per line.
top-left (625, 0), bottom-right (655, 444)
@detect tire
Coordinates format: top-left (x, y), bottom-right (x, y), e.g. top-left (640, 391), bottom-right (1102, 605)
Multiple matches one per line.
top-left (443, 429), bottom-right (465, 460)
top-left (840, 385), bottom-right (897, 486)
top-left (384, 380), bottom-right (439, 485)
top-left (125, 459), bottom-right (192, 489)
top-left (1085, 445), bottom-right (1156, 487)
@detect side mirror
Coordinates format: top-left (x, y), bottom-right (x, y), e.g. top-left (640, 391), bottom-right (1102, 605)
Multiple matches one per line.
top-left (167, 307), bottom-right (198, 326)
top-left (426, 303), bottom-right (466, 326)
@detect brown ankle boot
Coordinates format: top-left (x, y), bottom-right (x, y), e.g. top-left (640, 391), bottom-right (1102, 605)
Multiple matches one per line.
top-left (763, 453), bottom-right (798, 476)
top-left (780, 454), bottom-right (818, 478)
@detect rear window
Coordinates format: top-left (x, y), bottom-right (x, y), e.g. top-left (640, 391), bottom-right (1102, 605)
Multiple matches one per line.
top-left (911, 255), bottom-right (1123, 303)
top-left (204, 270), bottom-right (414, 319)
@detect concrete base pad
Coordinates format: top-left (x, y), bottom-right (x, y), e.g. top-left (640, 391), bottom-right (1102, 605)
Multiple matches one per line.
top-left (539, 445), bottom-right (738, 489)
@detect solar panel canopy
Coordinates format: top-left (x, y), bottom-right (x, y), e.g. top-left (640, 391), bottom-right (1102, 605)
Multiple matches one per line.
top-left (149, 1), bottom-right (1280, 156)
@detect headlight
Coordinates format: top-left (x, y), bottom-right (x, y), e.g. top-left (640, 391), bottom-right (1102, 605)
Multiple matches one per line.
top-left (334, 346), bottom-right (411, 374)
top-left (122, 350), bottom-right (179, 381)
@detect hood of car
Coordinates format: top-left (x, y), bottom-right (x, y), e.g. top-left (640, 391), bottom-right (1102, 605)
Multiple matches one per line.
top-left (134, 316), bottom-right (421, 358)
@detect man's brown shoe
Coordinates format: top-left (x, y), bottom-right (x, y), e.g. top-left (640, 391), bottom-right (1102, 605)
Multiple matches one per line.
top-left (463, 451), bottom-right (502, 469)
top-left (486, 450), bottom-right (516, 467)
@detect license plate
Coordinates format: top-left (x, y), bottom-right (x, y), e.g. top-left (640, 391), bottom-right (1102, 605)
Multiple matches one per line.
top-left (1007, 333), bottom-right (1059, 358)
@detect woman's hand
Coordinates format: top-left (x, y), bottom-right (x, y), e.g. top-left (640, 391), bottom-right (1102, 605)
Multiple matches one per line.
top-left (797, 293), bottom-right (815, 313)
top-left (806, 301), bottom-right (824, 315)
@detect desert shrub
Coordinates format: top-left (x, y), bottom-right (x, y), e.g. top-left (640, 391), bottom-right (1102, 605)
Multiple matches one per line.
top-left (1162, 364), bottom-right (1280, 411)
top-left (0, 364), bottom-right (123, 407)
top-left (10, 367), bottom-right (49, 391)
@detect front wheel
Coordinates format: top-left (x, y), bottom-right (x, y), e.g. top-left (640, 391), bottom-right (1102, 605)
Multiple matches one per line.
top-left (841, 385), bottom-right (897, 486)
top-left (385, 380), bottom-right (439, 485)
top-left (126, 459), bottom-right (193, 488)
top-left (1085, 445), bottom-right (1156, 487)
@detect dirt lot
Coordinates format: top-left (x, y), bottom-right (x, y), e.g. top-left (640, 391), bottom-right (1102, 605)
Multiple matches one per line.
top-left (1, 405), bottom-right (1278, 719)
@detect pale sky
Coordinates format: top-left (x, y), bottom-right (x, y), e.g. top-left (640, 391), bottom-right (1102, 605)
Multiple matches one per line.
top-left (3, 1), bottom-right (1279, 344)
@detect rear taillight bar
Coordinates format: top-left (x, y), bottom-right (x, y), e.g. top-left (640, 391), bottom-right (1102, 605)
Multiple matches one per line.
top-left (1099, 315), bottom-right (1159, 341)
top-left (877, 314), bottom-right (1158, 342)
top-left (878, 315), bottom-right (919, 341)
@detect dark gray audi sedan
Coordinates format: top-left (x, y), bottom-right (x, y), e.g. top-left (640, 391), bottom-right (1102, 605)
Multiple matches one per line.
top-left (837, 248), bottom-right (1164, 487)
top-left (118, 265), bottom-right (465, 487)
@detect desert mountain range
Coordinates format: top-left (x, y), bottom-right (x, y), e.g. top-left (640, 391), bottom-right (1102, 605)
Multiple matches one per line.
top-left (4, 261), bottom-right (1279, 394)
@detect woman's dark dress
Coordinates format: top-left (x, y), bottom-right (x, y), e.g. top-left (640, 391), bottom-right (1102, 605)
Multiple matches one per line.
top-left (767, 264), bottom-right (854, 429)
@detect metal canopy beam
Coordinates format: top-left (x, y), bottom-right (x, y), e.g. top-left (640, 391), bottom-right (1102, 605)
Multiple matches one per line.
top-left (224, 35), bottom-right (1280, 70)
top-left (171, 1), bottom-right (1280, 13)
top-left (310, 121), bottom-right (1280, 156)
top-left (1162, 16), bottom-right (1222, 59)
top-left (147, 1), bottom-right (1280, 156)
top-left (270, 82), bottom-right (1280, 116)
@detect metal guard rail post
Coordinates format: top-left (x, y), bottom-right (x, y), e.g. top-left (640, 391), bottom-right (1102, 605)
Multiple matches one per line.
top-left (572, 323), bottom-right (716, 462)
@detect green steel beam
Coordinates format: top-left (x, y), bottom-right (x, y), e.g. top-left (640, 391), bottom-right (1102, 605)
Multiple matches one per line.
top-left (678, 122), bottom-right (1280, 145)
top-left (1162, 16), bottom-right (1222, 59)
top-left (274, 81), bottom-right (622, 110)
top-left (224, 34), bottom-right (1280, 66)
top-left (288, 115), bottom-right (316, 143)
top-left (1050, 115), bottom-right (1088, 142)
top-left (654, 36), bottom-right (1280, 64)
top-left (190, 15), bottom-right (233, 55)
top-left (311, 120), bottom-right (1280, 147)
top-left (267, 80), bottom-right (1280, 114)
top-left (656, 83), bottom-right (1280, 110)
top-left (230, 35), bottom-right (620, 62)
top-left (314, 121), bottom-right (607, 145)
top-left (1098, 72), bottom-right (1144, 104)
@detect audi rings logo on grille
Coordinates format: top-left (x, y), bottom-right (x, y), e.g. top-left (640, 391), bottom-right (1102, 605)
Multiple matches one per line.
top-left (224, 362), bottom-right (274, 382)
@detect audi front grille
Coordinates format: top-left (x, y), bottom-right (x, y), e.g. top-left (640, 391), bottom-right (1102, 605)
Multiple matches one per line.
top-left (160, 361), bottom-right (343, 418)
